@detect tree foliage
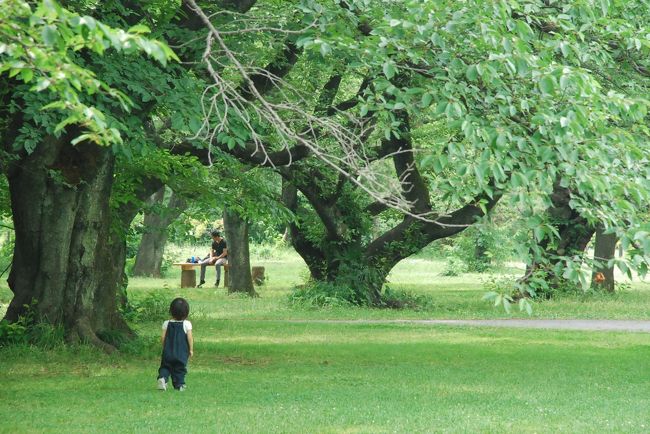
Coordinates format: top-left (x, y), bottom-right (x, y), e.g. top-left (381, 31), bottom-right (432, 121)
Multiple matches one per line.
top-left (0, 0), bottom-right (178, 146)
top-left (183, 0), bottom-right (650, 301)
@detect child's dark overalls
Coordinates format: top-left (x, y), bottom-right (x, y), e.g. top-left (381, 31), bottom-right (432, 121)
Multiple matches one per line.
top-left (158, 321), bottom-right (189, 389)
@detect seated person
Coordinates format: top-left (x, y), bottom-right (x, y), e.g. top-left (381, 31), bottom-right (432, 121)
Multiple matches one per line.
top-left (197, 230), bottom-right (228, 287)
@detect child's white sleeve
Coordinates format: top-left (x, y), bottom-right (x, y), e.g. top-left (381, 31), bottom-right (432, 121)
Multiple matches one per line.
top-left (184, 320), bottom-right (193, 333)
top-left (162, 320), bottom-right (169, 330)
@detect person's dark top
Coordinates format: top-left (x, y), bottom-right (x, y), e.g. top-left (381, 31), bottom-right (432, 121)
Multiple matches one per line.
top-left (212, 239), bottom-right (227, 257)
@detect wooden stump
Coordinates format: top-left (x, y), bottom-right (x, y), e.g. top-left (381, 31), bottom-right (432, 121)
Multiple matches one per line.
top-left (180, 268), bottom-right (196, 288)
top-left (252, 266), bottom-right (265, 285)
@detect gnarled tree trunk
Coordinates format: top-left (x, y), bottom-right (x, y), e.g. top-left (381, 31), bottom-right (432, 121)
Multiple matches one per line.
top-left (4, 136), bottom-right (125, 351)
top-left (132, 188), bottom-right (186, 277)
top-left (223, 208), bottom-right (257, 296)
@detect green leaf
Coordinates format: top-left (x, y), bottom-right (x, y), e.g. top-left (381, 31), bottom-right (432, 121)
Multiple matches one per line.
top-left (319, 42), bottom-right (331, 57)
top-left (539, 76), bottom-right (555, 94)
top-left (42, 25), bottom-right (58, 46)
top-left (559, 42), bottom-right (571, 58)
top-left (421, 93), bottom-right (433, 108)
top-left (128, 24), bottom-right (151, 34)
top-left (383, 62), bottom-right (396, 79)
top-left (71, 134), bottom-right (93, 145)
top-left (20, 68), bottom-right (33, 83)
top-left (482, 291), bottom-right (498, 301)
top-left (599, 0), bottom-right (609, 15)
top-left (465, 65), bottom-right (478, 81)
top-left (359, 105), bottom-right (369, 117)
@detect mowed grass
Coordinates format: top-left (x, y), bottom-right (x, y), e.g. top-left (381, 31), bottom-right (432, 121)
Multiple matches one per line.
top-left (2, 321), bottom-right (650, 433)
top-left (1, 253), bottom-right (650, 433)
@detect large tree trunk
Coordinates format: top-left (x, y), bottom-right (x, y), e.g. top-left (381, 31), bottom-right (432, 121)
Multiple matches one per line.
top-left (591, 227), bottom-right (617, 292)
top-left (132, 188), bottom-right (186, 277)
top-left (4, 136), bottom-right (126, 351)
top-left (223, 208), bottom-right (257, 296)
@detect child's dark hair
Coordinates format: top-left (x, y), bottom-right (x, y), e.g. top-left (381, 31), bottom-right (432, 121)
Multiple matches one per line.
top-left (169, 297), bottom-right (190, 320)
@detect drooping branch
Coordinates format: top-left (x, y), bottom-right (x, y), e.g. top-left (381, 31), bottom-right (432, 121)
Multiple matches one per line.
top-left (184, 0), bottom-right (496, 230)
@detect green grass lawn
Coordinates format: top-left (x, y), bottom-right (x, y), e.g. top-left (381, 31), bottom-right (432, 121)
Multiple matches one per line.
top-left (2, 321), bottom-right (650, 433)
top-left (1, 254), bottom-right (650, 432)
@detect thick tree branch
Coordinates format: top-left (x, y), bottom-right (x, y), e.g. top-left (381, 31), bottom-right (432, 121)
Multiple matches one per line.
top-left (365, 192), bottom-right (502, 268)
top-left (170, 139), bottom-right (310, 167)
top-left (365, 201), bottom-right (389, 216)
top-left (238, 41), bottom-right (301, 101)
top-left (382, 110), bottom-right (431, 213)
top-left (282, 168), bottom-right (346, 242)
top-left (177, 0), bottom-right (258, 31)
top-left (314, 74), bottom-right (343, 116)
top-left (327, 77), bottom-right (371, 115)
top-left (280, 177), bottom-right (327, 278)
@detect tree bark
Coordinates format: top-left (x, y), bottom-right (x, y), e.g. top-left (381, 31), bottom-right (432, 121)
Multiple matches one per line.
top-left (4, 135), bottom-right (125, 351)
top-left (132, 188), bottom-right (187, 277)
top-left (591, 227), bottom-right (617, 292)
top-left (223, 208), bottom-right (257, 296)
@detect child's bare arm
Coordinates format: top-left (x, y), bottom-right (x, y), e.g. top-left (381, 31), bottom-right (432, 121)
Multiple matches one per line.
top-left (187, 330), bottom-right (194, 357)
top-left (160, 329), bottom-right (167, 347)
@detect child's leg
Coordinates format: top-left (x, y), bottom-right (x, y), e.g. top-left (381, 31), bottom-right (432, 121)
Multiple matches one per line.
top-left (170, 361), bottom-right (188, 389)
top-left (158, 363), bottom-right (171, 382)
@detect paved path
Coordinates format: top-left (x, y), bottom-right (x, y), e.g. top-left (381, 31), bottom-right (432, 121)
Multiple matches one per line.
top-left (284, 319), bottom-right (650, 332)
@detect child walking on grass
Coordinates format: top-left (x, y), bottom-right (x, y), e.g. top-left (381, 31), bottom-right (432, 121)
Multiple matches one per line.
top-left (157, 297), bottom-right (194, 391)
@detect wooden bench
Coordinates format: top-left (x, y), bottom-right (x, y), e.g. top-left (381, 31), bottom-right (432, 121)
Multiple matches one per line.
top-left (173, 262), bottom-right (229, 288)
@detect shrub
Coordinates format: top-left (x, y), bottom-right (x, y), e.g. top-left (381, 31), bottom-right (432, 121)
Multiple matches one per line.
top-left (482, 275), bottom-right (533, 315)
top-left (288, 281), bottom-right (354, 309)
top-left (0, 300), bottom-right (64, 348)
top-left (381, 287), bottom-right (436, 310)
top-left (440, 256), bottom-right (467, 276)
top-left (122, 290), bottom-right (170, 323)
top-left (288, 281), bottom-right (435, 311)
